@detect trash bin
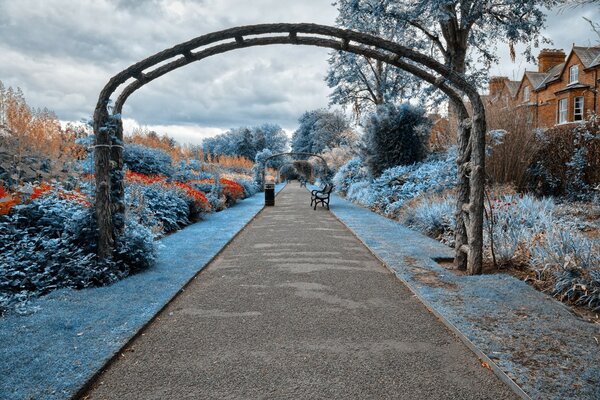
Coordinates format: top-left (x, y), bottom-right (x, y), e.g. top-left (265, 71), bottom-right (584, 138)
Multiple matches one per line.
top-left (264, 183), bottom-right (275, 206)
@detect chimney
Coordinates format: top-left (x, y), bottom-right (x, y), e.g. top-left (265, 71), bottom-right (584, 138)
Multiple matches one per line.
top-left (538, 49), bottom-right (566, 73)
top-left (488, 76), bottom-right (508, 96)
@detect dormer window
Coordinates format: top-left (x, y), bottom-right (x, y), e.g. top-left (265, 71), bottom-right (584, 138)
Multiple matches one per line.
top-left (569, 65), bottom-right (579, 84)
top-left (523, 86), bottom-right (530, 102)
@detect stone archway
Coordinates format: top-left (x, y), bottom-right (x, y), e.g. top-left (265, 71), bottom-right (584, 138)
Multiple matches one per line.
top-left (93, 23), bottom-right (485, 274)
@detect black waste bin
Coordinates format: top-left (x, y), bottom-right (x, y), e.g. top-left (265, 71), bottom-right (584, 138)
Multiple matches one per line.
top-left (264, 183), bottom-right (275, 206)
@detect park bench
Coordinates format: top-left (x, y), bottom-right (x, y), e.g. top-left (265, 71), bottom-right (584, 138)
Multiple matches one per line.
top-left (310, 183), bottom-right (334, 210)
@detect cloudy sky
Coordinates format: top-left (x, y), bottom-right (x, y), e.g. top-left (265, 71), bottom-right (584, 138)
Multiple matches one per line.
top-left (0, 0), bottom-right (598, 144)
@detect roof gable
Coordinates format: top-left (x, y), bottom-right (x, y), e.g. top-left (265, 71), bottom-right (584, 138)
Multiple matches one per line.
top-left (505, 81), bottom-right (520, 98)
top-left (524, 71), bottom-right (548, 90)
top-left (573, 46), bottom-right (600, 69)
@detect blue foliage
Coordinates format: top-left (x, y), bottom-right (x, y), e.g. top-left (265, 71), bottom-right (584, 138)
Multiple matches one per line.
top-left (115, 218), bottom-right (156, 273)
top-left (236, 178), bottom-right (259, 198)
top-left (337, 150), bottom-right (457, 218)
top-left (0, 190), bottom-right (156, 314)
top-left (203, 124), bottom-right (288, 160)
top-left (125, 183), bottom-right (190, 235)
top-left (332, 157), bottom-right (370, 196)
top-left (401, 195), bottom-right (456, 246)
top-left (291, 109), bottom-right (352, 154)
top-left (253, 148), bottom-right (273, 188)
top-left (484, 194), bottom-right (555, 264)
top-left (173, 159), bottom-right (212, 181)
top-left (532, 228), bottom-right (600, 310)
top-left (361, 103), bottom-right (431, 175)
top-left (123, 144), bottom-right (173, 177)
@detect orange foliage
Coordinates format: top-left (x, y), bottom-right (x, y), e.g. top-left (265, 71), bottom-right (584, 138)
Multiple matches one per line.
top-left (30, 182), bottom-right (52, 200)
top-left (125, 170), bottom-right (166, 185)
top-left (0, 181), bottom-right (92, 215)
top-left (172, 182), bottom-right (211, 209)
top-left (188, 177), bottom-right (244, 201)
top-left (1, 82), bottom-right (86, 165)
top-left (125, 171), bottom-right (211, 211)
top-left (57, 189), bottom-right (91, 207)
top-left (219, 178), bottom-right (244, 200)
top-left (126, 128), bottom-right (191, 162)
top-left (0, 184), bottom-right (19, 215)
top-left (211, 155), bottom-right (254, 169)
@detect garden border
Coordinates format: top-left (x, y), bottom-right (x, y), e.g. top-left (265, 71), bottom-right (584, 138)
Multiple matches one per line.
top-left (0, 184), bottom-right (285, 400)
top-left (315, 186), bottom-right (600, 400)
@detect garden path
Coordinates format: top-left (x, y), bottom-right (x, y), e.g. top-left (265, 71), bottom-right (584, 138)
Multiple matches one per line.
top-left (83, 182), bottom-right (517, 399)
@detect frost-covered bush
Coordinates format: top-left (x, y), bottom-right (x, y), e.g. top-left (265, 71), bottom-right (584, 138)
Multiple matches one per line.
top-left (484, 194), bottom-right (555, 265)
top-left (332, 157), bottom-right (370, 196)
top-left (361, 103), bottom-right (431, 176)
top-left (236, 178), bottom-right (259, 198)
top-left (115, 217), bottom-right (156, 272)
top-left (124, 144), bottom-right (173, 177)
top-left (173, 159), bottom-right (211, 182)
top-left (126, 183), bottom-right (190, 234)
top-left (343, 150), bottom-right (457, 218)
top-left (531, 228), bottom-right (600, 310)
top-left (402, 196), bottom-right (456, 245)
top-left (0, 189), bottom-right (156, 314)
top-left (253, 148), bottom-right (273, 189)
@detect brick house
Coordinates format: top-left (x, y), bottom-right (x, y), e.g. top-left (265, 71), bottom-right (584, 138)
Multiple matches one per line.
top-left (485, 46), bottom-right (600, 128)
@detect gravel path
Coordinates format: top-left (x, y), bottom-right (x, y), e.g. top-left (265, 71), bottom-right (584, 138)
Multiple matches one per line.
top-left (83, 182), bottom-right (517, 399)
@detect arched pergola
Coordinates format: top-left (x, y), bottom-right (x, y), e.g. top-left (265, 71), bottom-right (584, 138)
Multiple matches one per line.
top-left (93, 23), bottom-right (485, 274)
top-left (262, 152), bottom-right (330, 185)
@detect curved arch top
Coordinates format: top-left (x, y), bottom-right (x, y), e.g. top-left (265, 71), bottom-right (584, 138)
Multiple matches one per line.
top-left (93, 22), bottom-right (487, 276)
top-left (93, 23), bottom-right (481, 118)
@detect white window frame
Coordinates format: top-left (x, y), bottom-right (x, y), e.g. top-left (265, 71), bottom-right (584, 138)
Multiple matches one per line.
top-left (523, 86), bottom-right (530, 102)
top-left (558, 98), bottom-right (568, 124)
top-left (574, 96), bottom-right (584, 121)
top-left (569, 65), bottom-right (579, 84)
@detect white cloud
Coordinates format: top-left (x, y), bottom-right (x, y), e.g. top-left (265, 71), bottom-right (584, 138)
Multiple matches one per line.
top-left (2, 0), bottom-right (598, 145)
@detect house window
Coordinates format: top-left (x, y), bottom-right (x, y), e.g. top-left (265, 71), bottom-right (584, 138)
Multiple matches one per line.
top-left (574, 97), bottom-right (585, 121)
top-left (558, 98), bottom-right (568, 124)
top-left (569, 65), bottom-right (579, 84)
top-left (523, 86), bottom-right (530, 102)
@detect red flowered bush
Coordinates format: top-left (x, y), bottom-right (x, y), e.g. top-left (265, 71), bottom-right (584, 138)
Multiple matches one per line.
top-left (0, 184), bottom-right (19, 216)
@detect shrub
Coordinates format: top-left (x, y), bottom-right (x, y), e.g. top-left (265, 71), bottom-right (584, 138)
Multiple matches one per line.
top-left (401, 195), bottom-right (456, 245)
top-left (484, 194), bottom-right (555, 265)
top-left (527, 115), bottom-right (600, 199)
top-left (126, 183), bottom-right (190, 234)
top-left (236, 178), bottom-right (259, 197)
top-left (253, 148), bottom-right (273, 188)
top-left (0, 189), bottom-right (155, 314)
top-left (123, 143), bottom-right (173, 177)
top-left (293, 160), bottom-right (314, 183)
top-left (531, 228), bottom-right (600, 310)
top-left (485, 106), bottom-right (540, 189)
top-left (361, 103), bottom-right (431, 176)
top-left (332, 157), bottom-right (370, 196)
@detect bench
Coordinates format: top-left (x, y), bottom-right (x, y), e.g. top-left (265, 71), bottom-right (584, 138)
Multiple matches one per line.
top-left (310, 184), bottom-right (334, 210)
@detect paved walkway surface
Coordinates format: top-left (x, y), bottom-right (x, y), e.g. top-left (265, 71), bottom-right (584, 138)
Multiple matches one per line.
top-left (84, 182), bottom-right (517, 399)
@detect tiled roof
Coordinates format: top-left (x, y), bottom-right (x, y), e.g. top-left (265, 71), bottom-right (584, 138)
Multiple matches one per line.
top-left (537, 63), bottom-right (564, 88)
top-left (573, 46), bottom-right (600, 69)
top-left (505, 81), bottom-right (520, 97)
top-left (524, 71), bottom-right (548, 90)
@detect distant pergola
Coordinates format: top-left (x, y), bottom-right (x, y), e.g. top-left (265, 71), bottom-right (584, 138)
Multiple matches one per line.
top-left (92, 23), bottom-right (486, 274)
top-left (262, 152), bottom-right (329, 184)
